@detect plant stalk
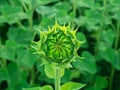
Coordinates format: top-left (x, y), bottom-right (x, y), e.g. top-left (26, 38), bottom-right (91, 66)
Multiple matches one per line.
top-left (109, 21), bottom-right (119, 90)
top-left (109, 66), bottom-right (115, 90)
top-left (55, 66), bottom-right (61, 90)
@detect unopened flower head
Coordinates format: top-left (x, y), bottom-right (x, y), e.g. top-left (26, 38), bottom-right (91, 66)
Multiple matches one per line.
top-left (32, 21), bottom-right (82, 65)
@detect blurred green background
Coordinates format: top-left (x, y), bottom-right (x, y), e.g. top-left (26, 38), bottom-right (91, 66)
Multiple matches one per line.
top-left (0, 0), bottom-right (120, 90)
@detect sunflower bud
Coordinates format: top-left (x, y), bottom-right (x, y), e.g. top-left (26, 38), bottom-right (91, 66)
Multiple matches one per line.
top-left (32, 21), bottom-right (82, 65)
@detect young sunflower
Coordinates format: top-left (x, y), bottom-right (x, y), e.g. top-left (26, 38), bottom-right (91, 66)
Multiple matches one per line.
top-left (32, 21), bottom-right (83, 67)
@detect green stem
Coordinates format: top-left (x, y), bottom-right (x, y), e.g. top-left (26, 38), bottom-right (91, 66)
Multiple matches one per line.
top-left (20, 0), bottom-right (33, 31)
top-left (0, 59), bottom-right (7, 67)
top-left (115, 22), bottom-right (120, 50)
top-left (0, 60), bottom-right (4, 67)
top-left (109, 21), bottom-right (119, 90)
top-left (95, 0), bottom-right (107, 55)
top-left (72, 0), bottom-right (77, 14)
top-left (109, 66), bottom-right (115, 90)
top-left (55, 66), bottom-right (61, 90)
top-left (29, 68), bottom-right (35, 86)
top-left (20, 1), bottom-right (28, 12)
top-left (17, 21), bottom-right (26, 29)
top-left (28, 15), bottom-right (33, 31)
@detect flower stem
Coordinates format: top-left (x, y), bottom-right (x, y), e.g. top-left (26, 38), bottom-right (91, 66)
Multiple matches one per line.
top-left (55, 66), bottom-right (61, 90)
top-left (109, 66), bottom-right (115, 90)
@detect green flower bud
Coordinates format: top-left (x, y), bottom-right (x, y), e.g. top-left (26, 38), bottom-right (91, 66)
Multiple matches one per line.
top-left (32, 21), bottom-right (82, 65)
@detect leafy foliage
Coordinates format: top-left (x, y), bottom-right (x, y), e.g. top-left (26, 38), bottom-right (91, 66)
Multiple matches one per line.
top-left (0, 0), bottom-right (120, 90)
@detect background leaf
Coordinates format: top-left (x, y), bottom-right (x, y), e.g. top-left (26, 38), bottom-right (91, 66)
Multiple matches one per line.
top-left (0, 67), bottom-right (9, 83)
top-left (23, 87), bottom-right (41, 90)
top-left (7, 28), bottom-right (34, 47)
top-left (61, 82), bottom-right (86, 90)
top-left (73, 51), bottom-right (97, 74)
top-left (44, 63), bottom-right (64, 78)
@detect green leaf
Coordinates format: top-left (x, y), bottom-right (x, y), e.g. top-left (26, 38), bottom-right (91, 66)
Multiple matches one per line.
top-left (0, 5), bottom-right (22, 14)
top-left (99, 47), bottom-right (120, 70)
top-left (0, 46), bottom-right (15, 60)
top-left (54, 1), bottom-right (72, 24)
top-left (0, 67), bottom-right (9, 83)
top-left (36, 6), bottom-right (57, 18)
top-left (101, 29), bottom-right (115, 46)
top-left (54, 2), bottom-right (71, 16)
top-left (0, 5), bottom-right (27, 24)
top-left (37, 65), bottom-right (54, 84)
top-left (35, 0), bottom-right (59, 5)
top-left (74, 16), bottom-right (87, 26)
top-left (61, 69), bottom-right (80, 83)
top-left (23, 87), bottom-right (41, 90)
top-left (44, 63), bottom-right (64, 78)
top-left (76, 32), bottom-right (87, 48)
top-left (0, 15), bottom-right (6, 24)
top-left (0, 40), bottom-right (17, 61)
top-left (7, 27), bottom-right (34, 47)
top-left (61, 69), bottom-right (71, 83)
top-left (44, 63), bottom-right (55, 78)
top-left (73, 51), bottom-right (97, 74)
top-left (75, 0), bottom-right (96, 8)
top-left (17, 48), bottom-right (37, 68)
top-left (39, 17), bottom-right (54, 30)
top-left (85, 10), bottom-right (103, 30)
top-left (112, 10), bottom-right (120, 21)
top-left (61, 82), bottom-right (86, 90)
top-left (7, 63), bottom-right (21, 89)
top-left (94, 75), bottom-right (108, 89)
top-left (15, 79), bottom-right (29, 90)
top-left (41, 85), bottom-right (53, 90)
top-left (99, 47), bottom-right (115, 65)
top-left (22, 85), bottom-right (53, 90)
top-left (77, 9), bottom-right (103, 30)
top-left (85, 75), bottom-right (108, 90)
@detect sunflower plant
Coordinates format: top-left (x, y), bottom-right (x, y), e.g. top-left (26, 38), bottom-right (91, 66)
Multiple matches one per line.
top-left (31, 21), bottom-right (85, 90)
